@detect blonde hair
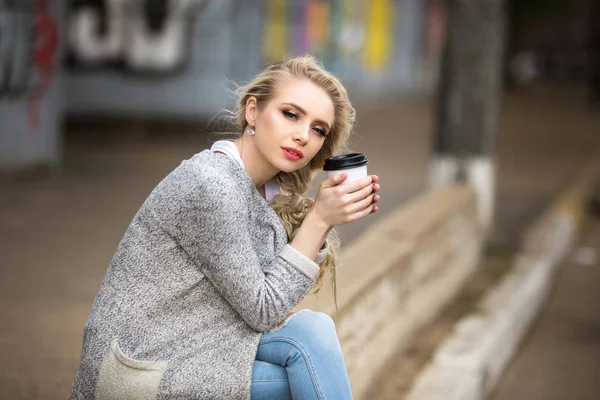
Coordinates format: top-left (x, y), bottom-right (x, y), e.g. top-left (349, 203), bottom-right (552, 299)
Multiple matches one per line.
top-left (221, 55), bottom-right (355, 297)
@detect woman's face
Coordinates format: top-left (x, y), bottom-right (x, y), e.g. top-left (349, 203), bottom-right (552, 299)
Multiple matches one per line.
top-left (247, 77), bottom-right (335, 174)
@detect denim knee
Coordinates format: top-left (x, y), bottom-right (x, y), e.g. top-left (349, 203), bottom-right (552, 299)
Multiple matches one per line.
top-left (257, 310), bottom-right (352, 399)
top-left (280, 311), bottom-right (339, 351)
top-left (288, 310), bottom-right (335, 330)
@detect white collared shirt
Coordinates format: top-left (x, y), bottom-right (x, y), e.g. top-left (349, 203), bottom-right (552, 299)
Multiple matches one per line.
top-left (210, 140), bottom-right (281, 205)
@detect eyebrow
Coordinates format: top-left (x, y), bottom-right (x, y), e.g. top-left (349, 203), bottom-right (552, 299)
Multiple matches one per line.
top-left (282, 102), bottom-right (331, 130)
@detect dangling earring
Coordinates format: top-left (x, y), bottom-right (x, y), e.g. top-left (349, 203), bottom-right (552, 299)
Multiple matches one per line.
top-left (247, 127), bottom-right (255, 136)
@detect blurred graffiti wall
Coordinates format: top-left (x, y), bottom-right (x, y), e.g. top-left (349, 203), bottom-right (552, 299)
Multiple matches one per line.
top-left (0, 0), bottom-right (444, 171)
top-left (64, 0), bottom-right (431, 118)
top-left (0, 0), bottom-right (64, 171)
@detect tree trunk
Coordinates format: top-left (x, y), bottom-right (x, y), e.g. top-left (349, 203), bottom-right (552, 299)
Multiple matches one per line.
top-left (429, 0), bottom-right (507, 237)
top-left (589, 0), bottom-right (600, 103)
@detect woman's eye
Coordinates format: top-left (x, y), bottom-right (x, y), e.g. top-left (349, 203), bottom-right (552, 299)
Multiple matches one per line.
top-left (314, 127), bottom-right (327, 137)
top-left (283, 110), bottom-right (298, 119)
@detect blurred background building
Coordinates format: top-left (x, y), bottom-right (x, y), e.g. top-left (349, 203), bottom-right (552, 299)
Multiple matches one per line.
top-left (0, 0), bottom-right (451, 172)
top-left (2, 0), bottom-right (597, 173)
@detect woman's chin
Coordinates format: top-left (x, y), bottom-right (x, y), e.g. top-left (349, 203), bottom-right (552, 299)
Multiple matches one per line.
top-left (279, 163), bottom-right (308, 174)
top-left (271, 158), bottom-right (304, 174)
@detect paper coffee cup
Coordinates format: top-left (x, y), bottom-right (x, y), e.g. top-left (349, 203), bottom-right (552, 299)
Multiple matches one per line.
top-left (323, 153), bottom-right (368, 184)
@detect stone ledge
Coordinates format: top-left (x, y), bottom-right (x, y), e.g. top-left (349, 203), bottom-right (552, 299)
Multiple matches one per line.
top-left (406, 164), bottom-right (598, 400)
top-left (298, 185), bottom-right (482, 399)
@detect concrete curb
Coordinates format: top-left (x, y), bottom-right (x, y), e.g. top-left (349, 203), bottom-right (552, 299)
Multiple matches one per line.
top-left (406, 166), bottom-right (598, 400)
top-left (298, 186), bottom-right (484, 399)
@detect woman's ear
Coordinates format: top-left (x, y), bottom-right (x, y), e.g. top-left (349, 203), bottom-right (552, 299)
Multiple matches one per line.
top-left (245, 96), bottom-right (258, 127)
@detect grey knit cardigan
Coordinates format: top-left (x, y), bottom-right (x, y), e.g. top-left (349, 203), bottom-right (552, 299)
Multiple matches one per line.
top-left (68, 150), bottom-right (328, 399)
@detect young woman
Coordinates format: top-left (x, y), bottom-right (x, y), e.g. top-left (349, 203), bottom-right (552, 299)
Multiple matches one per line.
top-left (69, 56), bottom-right (380, 400)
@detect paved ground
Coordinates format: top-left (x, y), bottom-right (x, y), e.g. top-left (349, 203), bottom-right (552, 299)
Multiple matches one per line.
top-left (0, 85), bottom-right (598, 399)
top-left (489, 210), bottom-right (600, 400)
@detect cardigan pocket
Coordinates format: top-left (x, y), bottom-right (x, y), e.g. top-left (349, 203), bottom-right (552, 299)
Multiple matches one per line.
top-left (95, 340), bottom-right (169, 400)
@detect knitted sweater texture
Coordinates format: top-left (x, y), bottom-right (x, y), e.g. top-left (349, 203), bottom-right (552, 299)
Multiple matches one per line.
top-left (68, 150), bottom-right (325, 399)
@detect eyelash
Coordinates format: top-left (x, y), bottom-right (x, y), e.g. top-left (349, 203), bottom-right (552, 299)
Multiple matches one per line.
top-left (283, 110), bottom-right (327, 137)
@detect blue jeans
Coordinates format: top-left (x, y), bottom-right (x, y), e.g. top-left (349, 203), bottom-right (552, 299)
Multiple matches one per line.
top-left (250, 310), bottom-right (353, 399)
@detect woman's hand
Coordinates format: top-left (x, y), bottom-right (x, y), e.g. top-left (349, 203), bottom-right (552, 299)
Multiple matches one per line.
top-left (311, 173), bottom-right (381, 228)
top-left (290, 173), bottom-right (380, 262)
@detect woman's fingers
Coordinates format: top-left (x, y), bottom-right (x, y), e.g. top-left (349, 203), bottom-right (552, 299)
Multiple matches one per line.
top-left (346, 181), bottom-right (381, 204)
top-left (354, 194), bottom-right (380, 217)
top-left (346, 183), bottom-right (374, 203)
top-left (321, 172), bottom-right (348, 189)
top-left (348, 193), bottom-right (376, 214)
top-left (349, 203), bottom-right (376, 222)
top-left (337, 175), bottom-right (373, 194)
top-left (344, 181), bottom-right (381, 220)
top-left (315, 173), bottom-right (381, 227)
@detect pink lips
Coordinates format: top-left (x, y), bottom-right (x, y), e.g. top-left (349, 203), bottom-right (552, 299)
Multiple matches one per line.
top-left (281, 147), bottom-right (303, 161)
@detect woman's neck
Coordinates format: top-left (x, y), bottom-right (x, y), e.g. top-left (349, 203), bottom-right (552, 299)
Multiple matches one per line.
top-left (235, 138), bottom-right (279, 189)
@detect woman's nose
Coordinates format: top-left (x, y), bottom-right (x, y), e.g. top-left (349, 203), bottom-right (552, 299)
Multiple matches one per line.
top-left (292, 126), bottom-right (309, 145)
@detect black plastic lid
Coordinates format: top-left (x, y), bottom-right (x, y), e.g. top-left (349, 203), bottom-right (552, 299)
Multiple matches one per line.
top-left (323, 153), bottom-right (368, 171)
